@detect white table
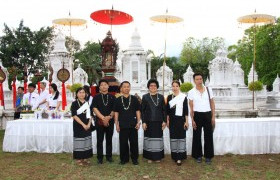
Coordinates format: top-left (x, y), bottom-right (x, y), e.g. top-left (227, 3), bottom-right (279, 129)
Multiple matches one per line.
top-left (2, 117), bottom-right (280, 155)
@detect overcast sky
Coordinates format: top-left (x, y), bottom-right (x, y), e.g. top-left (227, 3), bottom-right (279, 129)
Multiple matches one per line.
top-left (0, 0), bottom-right (279, 57)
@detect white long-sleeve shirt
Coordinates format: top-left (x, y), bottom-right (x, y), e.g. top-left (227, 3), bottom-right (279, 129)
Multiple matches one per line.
top-left (36, 89), bottom-right (49, 109)
top-left (22, 92), bottom-right (39, 110)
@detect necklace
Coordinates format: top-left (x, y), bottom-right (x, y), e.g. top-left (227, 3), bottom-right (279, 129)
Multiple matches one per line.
top-left (101, 93), bottom-right (109, 106)
top-left (196, 87), bottom-right (204, 97)
top-left (77, 100), bottom-right (86, 114)
top-left (149, 93), bottom-right (159, 106)
top-left (121, 95), bottom-right (131, 110)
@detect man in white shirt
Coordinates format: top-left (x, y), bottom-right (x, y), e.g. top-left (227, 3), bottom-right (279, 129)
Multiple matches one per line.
top-left (35, 82), bottom-right (49, 109)
top-left (188, 72), bottom-right (215, 165)
top-left (22, 83), bottom-right (39, 110)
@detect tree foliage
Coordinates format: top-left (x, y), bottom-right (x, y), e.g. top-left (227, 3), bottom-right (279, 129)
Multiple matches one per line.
top-left (65, 36), bottom-right (81, 54)
top-left (248, 81), bottom-right (263, 91)
top-left (0, 20), bottom-right (54, 88)
top-left (0, 20), bottom-right (53, 76)
top-left (180, 37), bottom-right (225, 80)
top-left (228, 18), bottom-right (280, 90)
top-left (74, 41), bottom-right (102, 85)
top-left (180, 82), bottom-right (193, 92)
top-left (70, 83), bottom-right (83, 93)
top-left (150, 53), bottom-right (186, 81)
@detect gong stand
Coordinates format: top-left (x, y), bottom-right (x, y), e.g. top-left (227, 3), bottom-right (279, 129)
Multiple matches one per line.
top-left (57, 62), bottom-right (70, 110)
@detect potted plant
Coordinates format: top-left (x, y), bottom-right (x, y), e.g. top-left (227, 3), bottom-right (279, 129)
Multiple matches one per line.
top-left (248, 81), bottom-right (263, 109)
top-left (69, 83), bottom-right (83, 93)
top-left (180, 82), bottom-right (193, 95)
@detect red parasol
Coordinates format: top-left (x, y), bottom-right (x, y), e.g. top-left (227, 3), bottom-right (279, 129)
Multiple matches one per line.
top-left (90, 7), bottom-right (133, 31)
top-left (90, 10), bottom-right (133, 25)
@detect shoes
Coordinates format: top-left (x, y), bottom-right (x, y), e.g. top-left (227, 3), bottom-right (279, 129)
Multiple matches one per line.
top-left (196, 157), bottom-right (202, 163)
top-left (84, 160), bottom-right (91, 166)
top-left (205, 158), bottom-right (212, 165)
top-left (97, 159), bottom-right (103, 164)
top-left (176, 160), bottom-right (182, 166)
top-left (76, 160), bottom-right (84, 166)
top-left (119, 161), bottom-right (126, 165)
top-left (132, 160), bottom-right (139, 165)
top-left (147, 160), bottom-right (152, 163)
top-left (106, 157), bottom-right (113, 163)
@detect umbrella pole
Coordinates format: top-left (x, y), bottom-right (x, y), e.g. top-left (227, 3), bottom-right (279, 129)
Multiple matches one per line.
top-left (69, 22), bottom-right (74, 85)
top-left (162, 20), bottom-right (168, 96)
top-left (253, 23), bottom-right (256, 110)
top-left (70, 22), bottom-right (73, 54)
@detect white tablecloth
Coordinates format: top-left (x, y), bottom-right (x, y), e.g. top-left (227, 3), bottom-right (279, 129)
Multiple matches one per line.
top-left (2, 117), bottom-right (280, 155)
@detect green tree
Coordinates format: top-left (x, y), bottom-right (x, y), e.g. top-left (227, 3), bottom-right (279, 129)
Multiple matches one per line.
top-left (65, 36), bottom-right (81, 54)
top-left (0, 20), bottom-right (54, 88)
top-left (150, 53), bottom-right (164, 79)
top-left (150, 54), bottom-right (185, 81)
top-left (180, 37), bottom-right (225, 80)
top-left (74, 41), bottom-right (102, 85)
top-left (228, 18), bottom-right (280, 90)
top-left (165, 57), bottom-right (185, 81)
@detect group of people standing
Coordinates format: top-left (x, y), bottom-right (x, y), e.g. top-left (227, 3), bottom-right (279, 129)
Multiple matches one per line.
top-left (71, 72), bottom-right (216, 166)
top-left (14, 82), bottom-right (63, 119)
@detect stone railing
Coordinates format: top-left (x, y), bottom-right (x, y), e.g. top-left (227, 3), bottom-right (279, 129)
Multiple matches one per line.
top-left (212, 87), bottom-right (232, 97)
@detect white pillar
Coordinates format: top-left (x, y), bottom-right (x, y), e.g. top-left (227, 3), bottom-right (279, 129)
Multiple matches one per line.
top-left (148, 61), bottom-right (151, 80)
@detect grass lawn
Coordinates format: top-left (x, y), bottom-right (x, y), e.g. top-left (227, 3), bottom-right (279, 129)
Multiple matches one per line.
top-left (0, 130), bottom-right (279, 180)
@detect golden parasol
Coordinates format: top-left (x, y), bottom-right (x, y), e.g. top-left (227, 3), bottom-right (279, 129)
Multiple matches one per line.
top-left (53, 12), bottom-right (87, 54)
top-left (150, 9), bottom-right (183, 95)
top-left (53, 12), bottom-right (87, 85)
top-left (238, 11), bottom-right (275, 109)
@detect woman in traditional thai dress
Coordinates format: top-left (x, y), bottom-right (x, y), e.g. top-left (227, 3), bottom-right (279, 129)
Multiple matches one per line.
top-left (71, 87), bottom-right (93, 166)
top-left (141, 79), bottom-right (166, 163)
top-left (166, 80), bottom-right (189, 166)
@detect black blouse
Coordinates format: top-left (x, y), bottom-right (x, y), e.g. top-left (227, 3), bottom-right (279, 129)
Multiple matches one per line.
top-left (141, 93), bottom-right (166, 123)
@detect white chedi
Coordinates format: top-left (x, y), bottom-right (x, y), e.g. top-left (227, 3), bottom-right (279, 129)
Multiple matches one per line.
top-left (205, 77), bottom-right (210, 86)
top-left (273, 74), bottom-right (279, 93)
top-left (0, 59), bottom-right (9, 91)
top-left (208, 48), bottom-right (234, 86)
top-left (114, 63), bottom-right (122, 82)
top-left (248, 63), bottom-right (258, 84)
top-left (156, 63), bottom-right (173, 88)
top-left (48, 31), bottom-right (73, 87)
top-left (73, 64), bottom-right (89, 86)
top-left (118, 28), bottom-right (150, 86)
top-left (183, 65), bottom-right (194, 85)
top-left (52, 31), bottom-right (68, 53)
top-left (232, 60), bottom-right (245, 86)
